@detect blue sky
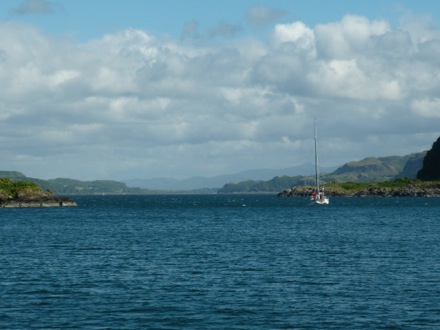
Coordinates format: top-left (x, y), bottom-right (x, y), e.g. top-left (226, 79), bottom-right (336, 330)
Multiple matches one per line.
top-left (0, 0), bottom-right (439, 181)
top-left (3, 0), bottom-right (439, 40)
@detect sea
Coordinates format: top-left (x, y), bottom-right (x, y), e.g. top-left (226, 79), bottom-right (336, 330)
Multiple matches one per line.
top-left (1, 195), bottom-right (440, 329)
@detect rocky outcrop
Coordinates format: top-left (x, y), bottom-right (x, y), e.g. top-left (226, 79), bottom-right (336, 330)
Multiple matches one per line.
top-left (278, 184), bottom-right (440, 198)
top-left (278, 187), bottom-right (314, 197)
top-left (353, 186), bottom-right (440, 197)
top-left (1, 199), bottom-right (77, 208)
top-left (418, 136), bottom-right (440, 181)
top-left (0, 188), bottom-right (77, 208)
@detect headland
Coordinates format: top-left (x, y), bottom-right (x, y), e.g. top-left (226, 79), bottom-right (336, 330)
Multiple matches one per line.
top-left (0, 178), bottom-right (76, 208)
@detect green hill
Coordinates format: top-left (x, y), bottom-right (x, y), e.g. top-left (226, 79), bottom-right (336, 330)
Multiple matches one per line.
top-left (0, 177), bottom-right (76, 207)
top-left (31, 178), bottom-right (131, 195)
top-left (0, 148), bottom-right (432, 195)
top-left (0, 172), bottom-right (148, 195)
top-left (329, 153), bottom-right (425, 182)
top-left (218, 176), bottom-right (314, 194)
top-left (0, 171), bottom-right (27, 180)
top-left (218, 152), bottom-right (426, 194)
top-left (0, 177), bottom-right (40, 198)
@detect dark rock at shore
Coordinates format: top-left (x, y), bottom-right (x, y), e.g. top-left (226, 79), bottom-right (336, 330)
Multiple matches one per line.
top-left (0, 188), bottom-right (77, 208)
top-left (277, 185), bottom-right (440, 198)
top-left (417, 136), bottom-right (440, 181)
top-left (352, 186), bottom-right (438, 197)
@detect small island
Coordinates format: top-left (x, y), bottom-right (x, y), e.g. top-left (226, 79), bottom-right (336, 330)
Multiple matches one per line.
top-left (278, 179), bottom-right (440, 198)
top-left (279, 136), bottom-right (440, 198)
top-left (0, 178), bottom-right (76, 208)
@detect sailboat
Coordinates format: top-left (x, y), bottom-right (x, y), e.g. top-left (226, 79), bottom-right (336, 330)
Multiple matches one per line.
top-left (310, 118), bottom-right (329, 205)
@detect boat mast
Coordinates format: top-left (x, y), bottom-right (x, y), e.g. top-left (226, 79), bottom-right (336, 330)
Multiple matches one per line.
top-left (314, 118), bottom-right (320, 193)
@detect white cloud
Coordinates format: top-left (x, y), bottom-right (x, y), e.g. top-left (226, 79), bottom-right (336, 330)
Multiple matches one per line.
top-left (0, 14), bottom-right (439, 180)
top-left (411, 98), bottom-right (440, 118)
top-left (271, 22), bottom-right (316, 57)
top-left (314, 15), bottom-right (390, 59)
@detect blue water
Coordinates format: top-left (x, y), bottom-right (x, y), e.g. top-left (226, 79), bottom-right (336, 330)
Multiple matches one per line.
top-left (1, 195), bottom-right (440, 329)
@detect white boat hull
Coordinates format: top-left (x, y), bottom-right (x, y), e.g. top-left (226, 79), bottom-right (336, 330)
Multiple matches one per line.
top-left (311, 196), bottom-right (329, 205)
top-left (314, 198), bottom-right (329, 205)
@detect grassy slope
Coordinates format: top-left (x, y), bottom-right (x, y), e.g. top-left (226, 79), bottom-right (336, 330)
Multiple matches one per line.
top-left (291, 178), bottom-right (440, 196)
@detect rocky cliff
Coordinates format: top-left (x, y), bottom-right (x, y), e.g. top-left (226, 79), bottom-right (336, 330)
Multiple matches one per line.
top-left (417, 136), bottom-right (440, 181)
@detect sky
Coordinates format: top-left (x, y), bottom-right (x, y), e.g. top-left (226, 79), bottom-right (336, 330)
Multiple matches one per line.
top-left (0, 0), bottom-right (439, 181)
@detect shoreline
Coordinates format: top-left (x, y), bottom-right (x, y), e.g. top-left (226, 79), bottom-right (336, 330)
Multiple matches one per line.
top-left (278, 185), bottom-right (440, 198)
top-left (1, 198), bottom-right (77, 208)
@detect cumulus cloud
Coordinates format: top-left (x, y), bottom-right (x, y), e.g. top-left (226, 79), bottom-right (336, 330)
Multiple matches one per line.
top-left (411, 98), bottom-right (440, 118)
top-left (0, 14), bottom-right (439, 180)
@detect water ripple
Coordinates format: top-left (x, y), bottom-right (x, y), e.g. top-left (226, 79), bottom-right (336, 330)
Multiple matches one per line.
top-left (1, 195), bottom-right (440, 329)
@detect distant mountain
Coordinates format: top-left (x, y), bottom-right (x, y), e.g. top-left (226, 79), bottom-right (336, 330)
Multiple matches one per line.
top-left (328, 152), bottom-right (426, 183)
top-left (123, 164), bottom-right (337, 190)
top-left (0, 172), bottom-right (154, 195)
top-left (397, 152), bottom-right (427, 179)
top-left (0, 171), bottom-right (27, 180)
top-left (217, 152), bottom-right (427, 194)
top-left (0, 152), bottom-right (427, 195)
